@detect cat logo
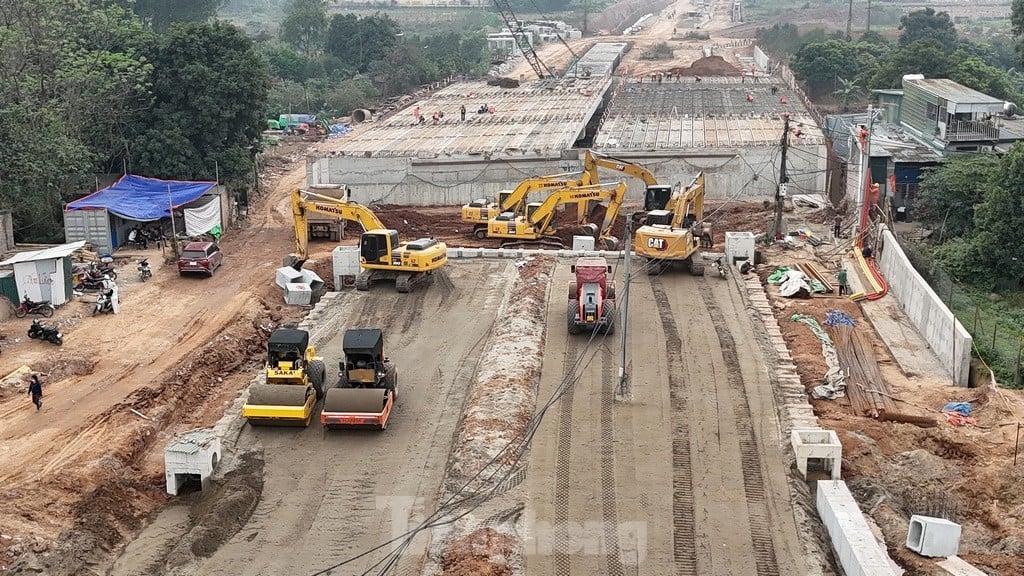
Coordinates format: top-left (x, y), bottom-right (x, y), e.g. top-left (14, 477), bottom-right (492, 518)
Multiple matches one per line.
top-left (647, 237), bottom-right (667, 251)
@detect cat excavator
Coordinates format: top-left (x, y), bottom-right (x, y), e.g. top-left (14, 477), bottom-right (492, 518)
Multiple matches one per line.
top-left (633, 172), bottom-right (709, 275)
top-left (485, 181), bottom-right (627, 249)
top-left (460, 171), bottom-right (595, 239)
top-left (583, 150), bottom-right (674, 214)
top-left (288, 189), bottom-right (448, 293)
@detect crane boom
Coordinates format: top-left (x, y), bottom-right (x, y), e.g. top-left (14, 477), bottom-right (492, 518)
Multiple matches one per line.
top-left (491, 0), bottom-right (554, 79)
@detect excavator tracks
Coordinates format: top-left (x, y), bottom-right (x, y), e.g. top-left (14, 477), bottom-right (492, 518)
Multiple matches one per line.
top-left (650, 279), bottom-right (699, 575)
top-left (599, 354), bottom-right (625, 576)
top-left (697, 277), bottom-right (781, 576)
top-left (551, 337), bottom-right (581, 574)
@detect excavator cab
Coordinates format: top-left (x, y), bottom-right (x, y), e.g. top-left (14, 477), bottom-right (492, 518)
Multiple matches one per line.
top-left (323, 328), bottom-right (399, 430)
top-left (645, 185), bottom-right (674, 211)
top-left (360, 230), bottom-right (399, 265)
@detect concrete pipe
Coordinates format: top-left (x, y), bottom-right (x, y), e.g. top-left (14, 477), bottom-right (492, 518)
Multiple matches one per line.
top-left (351, 109), bottom-right (373, 123)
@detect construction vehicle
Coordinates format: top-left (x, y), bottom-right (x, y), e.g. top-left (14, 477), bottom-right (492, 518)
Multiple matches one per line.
top-left (242, 328), bottom-right (326, 427)
top-left (460, 171), bottom-right (595, 239)
top-left (633, 172), bottom-right (709, 275)
top-left (289, 189), bottom-right (448, 293)
top-left (485, 181), bottom-right (627, 249)
top-left (583, 150), bottom-right (674, 214)
top-left (567, 257), bottom-right (616, 335)
top-left (321, 328), bottom-right (398, 430)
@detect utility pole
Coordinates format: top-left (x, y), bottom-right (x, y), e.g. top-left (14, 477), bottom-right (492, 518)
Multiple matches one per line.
top-left (855, 105), bottom-right (878, 236)
top-left (617, 215), bottom-right (633, 400)
top-left (772, 114), bottom-right (790, 240)
top-left (867, 0), bottom-right (872, 33)
top-left (845, 0), bottom-right (853, 40)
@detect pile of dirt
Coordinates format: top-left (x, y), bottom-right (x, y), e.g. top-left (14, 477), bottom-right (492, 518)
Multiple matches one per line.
top-left (441, 527), bottom-right (517, 576)
top-left (666, 55), bottom-right (742, 77)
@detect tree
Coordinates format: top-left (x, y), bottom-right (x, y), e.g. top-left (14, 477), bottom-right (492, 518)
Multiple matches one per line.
top-left (790, 39), bottom-right (858, 98)
top-left (869, 39), bottom-right (950, 89)
top-left (832, 76), bottom-right (863, 112)
top-left (916, 155), bottom-right (999, 241)
top-left (325, 13), bottom-right (400, 73)
top-left (898, 8), bottom-right (958, 53)
top-left (279, 0), bottom-right (328, 56)
top-left (119, 0), bottom-right (224, 33)
top-left (965, 143), bottom-right (1024, 288)
top-left (949, 56), bottom-right (1020, 104)
top-left (130, 21), bottom-right (269, 185)
top-left (1012, 0), bottom-right (1024, 65)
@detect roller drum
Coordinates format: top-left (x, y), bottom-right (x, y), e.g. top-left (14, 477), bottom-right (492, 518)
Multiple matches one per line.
top-left (323, 388), bottom-right (388, 414)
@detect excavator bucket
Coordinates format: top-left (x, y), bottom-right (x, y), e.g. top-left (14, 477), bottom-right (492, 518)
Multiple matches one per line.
top-left (320, 388), bottom-right (393, 430)
top-left (243, 383), bottom-right (316, 426)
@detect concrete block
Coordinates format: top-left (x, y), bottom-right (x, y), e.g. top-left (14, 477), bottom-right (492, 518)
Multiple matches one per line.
top-left (446, 247), bottom-right (461, 258)
top-left (274, 266), bottom-right (303, 289)
top-left (792, 429), bottom-right (841, 480)
top-left (817, 480), bottom-right (898, 576)
top-left (557, 249), bottom-right (572, 258)
top-left (165, 429), bottom-right (221, 496)
top-left (284, 283), bottom-right (313, 306)
top-left (907, 515), bottom-right (961, 558)
top-left (480, 248), bottom-right (501, 258)
top-left (725, 231), bottom-right (757, 264)
top-left (462, 248), bottom-right (480, 258)
top-left (572, 235), bottom-right (595, 251)
top-left (938, 556), bottom-right (989, 576)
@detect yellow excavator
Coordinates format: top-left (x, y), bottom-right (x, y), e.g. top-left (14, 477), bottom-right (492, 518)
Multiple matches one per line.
top-left (583, 150), bottom-right (675, 214)
top-left (633, 172), bottom-right (709, 275)
top-left (289, 189), bottom-right (448, 293)
top-left (460, 171), bottom-right (595, 239)
top-left (485, 182), bottom-right (627, 249)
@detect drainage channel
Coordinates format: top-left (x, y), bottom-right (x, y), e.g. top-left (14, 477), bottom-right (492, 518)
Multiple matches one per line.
top-left (697, 277), bottom-right (781, 576)
top-left (650, 279), bottom-right (698, 576)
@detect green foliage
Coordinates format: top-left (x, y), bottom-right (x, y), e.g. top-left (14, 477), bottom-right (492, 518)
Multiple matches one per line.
top-left (899, 8), bottom-right (957, 53)
top-left (869, 38), bottom-right (950, 89)
top-left (325, 13), bottom-right (400, 73)
top-left (790, 39), bottom-right (858, 98)
top-left (949, 56), bottom-right (1021, 104)
top-left (130, 21), bottom-right (269, 184)
top-left (832, 76), bottom-right (863, 111)
top-left (755, 23), bottom-right (803, 57)
top-left (964, 145), bottom-right (1024, 289)
top-left (121, 0), bottom-right (225, 32)
top-left (916, 155), bottom-right (999, 240)
top-left (279, 0), bottom-right (328, 55)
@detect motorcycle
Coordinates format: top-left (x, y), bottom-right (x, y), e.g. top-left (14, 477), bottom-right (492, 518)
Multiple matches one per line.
top-left (713, 257), bottom-right (727, 279)
top-left (28, 319), bottom-right (63, 346)
top-left (94, 289), bottom-right (115, 316)
top-left (75, 272), bottom-right (111, 291)
top-left (137, 259), bottom-right (152, 282)
top-left (14, 296), bottom-right (55, 318)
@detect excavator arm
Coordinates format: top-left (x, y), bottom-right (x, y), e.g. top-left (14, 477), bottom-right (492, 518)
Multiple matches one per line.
top-left (669, 172), bottom-right (706, 228)
top-left (583, 150), bottom-right (658, 186)
top-left (498, 171), bottom-right (595, 213)
top-left (291, 189), bottom-right (387, 260)
top-left (525, 182), bottom-right (623, 235)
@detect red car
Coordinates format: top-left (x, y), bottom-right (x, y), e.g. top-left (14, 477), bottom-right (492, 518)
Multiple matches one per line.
top-left (178, 241), bottom-right (223, 276)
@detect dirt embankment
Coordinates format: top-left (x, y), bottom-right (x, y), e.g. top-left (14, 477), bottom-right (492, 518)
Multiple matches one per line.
top-left (426, 256), bottom-right (554, 576)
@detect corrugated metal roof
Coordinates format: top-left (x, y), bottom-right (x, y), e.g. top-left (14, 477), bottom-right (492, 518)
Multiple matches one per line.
top-left (905, 78), bottom-right (1003, 105)
top-left (0, 241), bottom-right (86, 266)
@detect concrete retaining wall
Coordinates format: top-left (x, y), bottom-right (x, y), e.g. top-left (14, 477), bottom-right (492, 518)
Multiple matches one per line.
top-left (305, 146), bottom-right (825, 206)
top-left (876, 225), bottom-right (972, 386)
top-left (817, 480), bottom-right (898, 576)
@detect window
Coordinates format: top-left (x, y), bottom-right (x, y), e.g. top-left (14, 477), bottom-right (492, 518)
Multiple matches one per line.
top-left (926, 103), bottom-right (938, 120)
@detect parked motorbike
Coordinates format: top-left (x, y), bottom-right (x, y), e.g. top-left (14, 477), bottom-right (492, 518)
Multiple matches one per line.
top-left (137, 259), bottom-right (152, 282)
top-left (28, 319), bottom-right (63, 346)
top-left (14, 296), bottom-right (55, 318)
top-left (94, 289), bottom-right (115, 316)
top-left (713, 257), bottom-right (727, 279)
top-left (75, 272), bottom-right (111, 291)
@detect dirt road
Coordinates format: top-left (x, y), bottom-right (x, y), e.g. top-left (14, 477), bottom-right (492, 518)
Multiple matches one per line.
top-left (123, 260), bottom-right (517, 576)
top-left (524, 261), bottom-right (810, 575)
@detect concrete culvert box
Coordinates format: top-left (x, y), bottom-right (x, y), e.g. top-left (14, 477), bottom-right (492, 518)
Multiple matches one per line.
top-left (165, 429), bottom-right (221, 496)
top-left (351, 109), bottom-right (373, 123)
top-left (906, 515), bottom-right (961, 557)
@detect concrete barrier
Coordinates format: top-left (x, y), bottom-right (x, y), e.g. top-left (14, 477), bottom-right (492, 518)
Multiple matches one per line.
top-left (817, 480), bottom-right (898, 576)
top-left (875, 225), bottom-right (971, 386)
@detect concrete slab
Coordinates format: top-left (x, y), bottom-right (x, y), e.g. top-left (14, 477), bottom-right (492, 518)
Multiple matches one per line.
top-left (907, 515), bottom-right (961, 558)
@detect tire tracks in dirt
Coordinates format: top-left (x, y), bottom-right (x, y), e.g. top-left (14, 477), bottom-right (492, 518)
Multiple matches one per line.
top-left (552, 337), bottom-right (580, 574)
top-left (697, 277), bottom-right (780, 576)
top-left (649, 278), bottom-right (699, 576)
top-left (600, 353), bottom-right (625, 576)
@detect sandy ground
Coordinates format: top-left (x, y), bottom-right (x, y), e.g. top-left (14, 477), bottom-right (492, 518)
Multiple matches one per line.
top-left (522, 260), bottom-right (815, 575)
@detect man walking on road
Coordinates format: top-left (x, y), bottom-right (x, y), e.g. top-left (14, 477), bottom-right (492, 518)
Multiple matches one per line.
top-left (28, 374), bottom-right (43, 411)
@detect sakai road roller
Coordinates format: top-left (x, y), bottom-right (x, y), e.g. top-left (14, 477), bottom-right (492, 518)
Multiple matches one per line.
top-left (567, 257), bottom-right (616, 335)
top-left (321, 328), bottom-right (398, 430)
top-left (242, 328), bottom-right (326, 426)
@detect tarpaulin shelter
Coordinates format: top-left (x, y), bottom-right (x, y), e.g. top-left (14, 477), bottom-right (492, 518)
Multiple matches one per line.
top-left (64, 175), bottom-right (224, 253)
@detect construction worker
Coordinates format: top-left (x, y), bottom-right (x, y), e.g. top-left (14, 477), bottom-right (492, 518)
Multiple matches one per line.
top-left (28, 374), bottom-right (43, 411)
top-left (833, 215), bottom-right (842, 239)
top-left (460, 104), bottom-right (466, 121)
top-left (837, 268), bottom-right (849, 296)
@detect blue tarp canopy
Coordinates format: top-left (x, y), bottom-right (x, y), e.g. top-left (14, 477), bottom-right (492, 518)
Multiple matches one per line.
top-left (66, 175), bottom-right (216, 221)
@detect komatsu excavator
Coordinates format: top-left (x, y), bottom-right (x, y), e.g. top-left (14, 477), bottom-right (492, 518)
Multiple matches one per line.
top-left (633, 172), bottom-right (709, 275)
top-left (289, 189), bottom-right (448, 293)
top-left (460, 171), bottom-right (595, 239)
top-left (485, 182), bottom-right (627, 249)
top-left (583, 150), bottom-right (674, 213)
